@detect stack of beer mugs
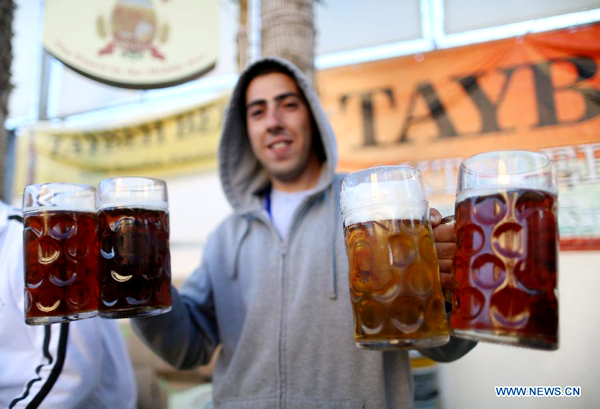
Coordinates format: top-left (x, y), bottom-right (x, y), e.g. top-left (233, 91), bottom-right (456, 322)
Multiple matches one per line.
top-left (22, 177), bottom-right (172, 325)
top-left (341, 150), bottom-right (559, 351)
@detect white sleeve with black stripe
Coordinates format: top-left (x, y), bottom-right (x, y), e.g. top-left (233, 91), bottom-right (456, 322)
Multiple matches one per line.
top-left (7, 323), bottom-right (73, 408)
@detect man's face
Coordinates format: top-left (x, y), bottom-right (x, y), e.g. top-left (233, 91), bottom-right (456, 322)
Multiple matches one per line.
top-left (245, 72), bottom-right (317, 184)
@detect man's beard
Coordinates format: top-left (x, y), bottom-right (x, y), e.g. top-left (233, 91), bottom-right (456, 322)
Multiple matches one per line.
top-left (268, 159), bottom-right (309, 183)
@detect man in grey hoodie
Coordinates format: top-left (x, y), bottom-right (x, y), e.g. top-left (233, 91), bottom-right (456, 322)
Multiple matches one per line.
top-left (132, 57), bottom-right (476, 409)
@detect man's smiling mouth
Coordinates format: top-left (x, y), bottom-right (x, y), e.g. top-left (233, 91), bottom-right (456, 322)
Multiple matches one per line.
top-left (269, 141), bottom-right (292, 149)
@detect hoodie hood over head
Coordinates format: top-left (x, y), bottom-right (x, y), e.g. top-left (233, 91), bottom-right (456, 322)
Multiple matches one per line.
top-left (218, 57), bottom-right (338, 212)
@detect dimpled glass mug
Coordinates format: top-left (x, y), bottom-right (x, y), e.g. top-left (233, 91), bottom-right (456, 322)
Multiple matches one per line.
top-left (23, 183), bottom-right (99, 325)
top-left (97, 177), bottom-right (172, 319)
top-left (451, 150), bottom-right (559, 350)
top-left (340, 165), bottom-right (449, 350)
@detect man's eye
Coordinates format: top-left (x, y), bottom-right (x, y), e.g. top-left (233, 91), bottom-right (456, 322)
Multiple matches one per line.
top-left (249, 109), bottom-right (264, 117)
top-left (284, 102), bottom-right (299, 109)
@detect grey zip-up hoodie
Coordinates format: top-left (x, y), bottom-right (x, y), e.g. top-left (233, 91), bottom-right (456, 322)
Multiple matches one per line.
top-left (132, 57), bottom-right (475, 409)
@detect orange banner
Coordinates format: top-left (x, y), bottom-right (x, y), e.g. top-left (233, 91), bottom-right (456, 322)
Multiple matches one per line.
top-left (317, 24), bottom-right (600, 249)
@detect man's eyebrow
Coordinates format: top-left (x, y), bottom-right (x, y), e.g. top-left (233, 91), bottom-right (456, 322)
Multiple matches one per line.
top-left (246, 92), bottom-right (302, 111)
top-left (274, 92), bottom-right (302, 103)
top-left (246, 99), bottom-right (266, 111)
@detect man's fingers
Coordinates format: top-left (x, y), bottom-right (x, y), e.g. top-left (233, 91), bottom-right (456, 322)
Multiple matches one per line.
top-left (430, 208), bottom-right (442, 226)
top-left (438, 259), bottom-right (453, 274)
top-left (436, 242), bottom-right (455, 260)
top-left (431, 211), bottom-right (456, 295)
top-left (439, 272), bottom-right (452, 289)
top-left (433, 221), bottom-right (455, 243)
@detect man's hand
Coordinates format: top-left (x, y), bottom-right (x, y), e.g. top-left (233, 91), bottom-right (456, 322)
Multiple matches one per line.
top-left (430, 208), bottom-right (455, 297)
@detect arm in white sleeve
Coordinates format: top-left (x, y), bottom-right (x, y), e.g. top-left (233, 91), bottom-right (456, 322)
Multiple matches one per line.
top-left (8, 322), bottom-right (102, 409)
top-left (5, 249), bottom-right (102, 408)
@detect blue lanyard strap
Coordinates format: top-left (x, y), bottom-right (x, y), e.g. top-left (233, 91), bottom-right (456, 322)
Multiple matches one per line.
top-left (265, 186), bottom-right (272, 217)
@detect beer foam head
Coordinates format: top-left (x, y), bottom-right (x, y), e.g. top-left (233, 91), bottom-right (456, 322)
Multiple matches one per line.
top-left (23, 183), bottom-right (96, 213)
top-left (97, 177), bottom-right (169, 212)
top-left (340, 180), bottom-right (428, 226)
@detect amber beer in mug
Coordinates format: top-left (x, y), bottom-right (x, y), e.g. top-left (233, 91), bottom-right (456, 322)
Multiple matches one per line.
top-left (341, 166), bottom-right (449, 350)
top-left (451, 150), bottom-right (559, 350)
top-left (97, 177), bottom-right (172, 318)
top-left (23, 184), bottom-right (99, 325)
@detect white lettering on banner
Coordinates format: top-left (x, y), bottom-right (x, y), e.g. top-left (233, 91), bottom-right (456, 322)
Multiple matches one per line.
top-left (541, 143), bottom-right (600, 185)
top-left (411, 157), bottom-right (462, 196)
top-left (578, 142), bottom-right (600, 181)
top-left (408, 143), bottom-right (600, 198)
top-left (539, 146), bottom-right (579, 186)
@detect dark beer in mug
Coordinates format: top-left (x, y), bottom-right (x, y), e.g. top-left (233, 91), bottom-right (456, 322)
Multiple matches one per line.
top-left (450, 150), bottom-right (559, 350)
top-left (98, 206), bottom-right (172, 318)
top-left (22, 184), bottom-right (99, 325)
top-left (97, 177), bottom-right (172, 319)
top-left (451, 188), bottom-right (558, 349)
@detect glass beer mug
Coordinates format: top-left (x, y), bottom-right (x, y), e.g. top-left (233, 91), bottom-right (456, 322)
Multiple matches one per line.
top-left (97, 177), bottom-right (172, 318)
top-left (340, 166), bottom-right (450, 350)
top-left (23, 183), bottom-right (99, 325)
top-left (450, 150), bottom-right (559, 350)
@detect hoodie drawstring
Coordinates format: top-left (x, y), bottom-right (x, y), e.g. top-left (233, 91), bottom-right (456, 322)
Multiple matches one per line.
top-left (230, 215), bottom-right (253, 280)
top-left (329, 176), bottom-right (343, 300)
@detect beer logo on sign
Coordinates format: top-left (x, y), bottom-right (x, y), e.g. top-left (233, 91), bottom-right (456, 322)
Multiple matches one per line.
top-left (97, 0), bottom-right (169, 60)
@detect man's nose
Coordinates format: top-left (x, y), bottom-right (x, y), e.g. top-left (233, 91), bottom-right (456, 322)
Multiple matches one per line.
top-left (265, 106), bottom-right (283, 131)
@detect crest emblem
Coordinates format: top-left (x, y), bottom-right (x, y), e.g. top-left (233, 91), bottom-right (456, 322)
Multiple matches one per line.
top-left (97, 0), bottom-right (169, 60)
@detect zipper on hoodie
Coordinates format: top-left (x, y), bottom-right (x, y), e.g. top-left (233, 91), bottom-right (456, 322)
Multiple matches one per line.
top-left (265, 194), bottom-right (314, 408)
top-left (274, 224), bottom-right (288, 408)
top-left (258, 209), bottom-right (288, 408)
top-left (278, 244), bottom-right (287, 409)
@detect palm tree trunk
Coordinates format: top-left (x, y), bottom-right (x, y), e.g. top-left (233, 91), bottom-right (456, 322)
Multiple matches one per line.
top-left (0, 0), bottom-right (14, 202)
top-left (238, 0), bottom-right (249, 71)
top-left (261, 0), bottom-right (315, 84)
